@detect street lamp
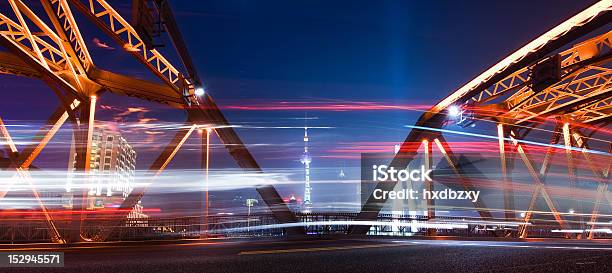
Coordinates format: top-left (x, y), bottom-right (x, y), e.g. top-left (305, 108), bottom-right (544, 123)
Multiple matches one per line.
top-left (448, 105), bottom-right (461, 117)
top-left (194, 87), bottom-right (205, 96)
top-left (246, 199), bottom-right (258, 233)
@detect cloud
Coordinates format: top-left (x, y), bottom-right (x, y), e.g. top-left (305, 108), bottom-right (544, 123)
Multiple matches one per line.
top-left (92, 38), bottom-right (115, 50)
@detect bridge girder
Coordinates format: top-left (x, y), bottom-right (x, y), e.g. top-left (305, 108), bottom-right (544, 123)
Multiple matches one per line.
top-left (0, 0), bottom-right (304, 242)
top-left (351, 0), bottom-right (612, 235)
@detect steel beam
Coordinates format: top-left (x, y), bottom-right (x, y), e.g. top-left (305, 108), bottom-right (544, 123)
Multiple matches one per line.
top-left (7, 0), bottom-right (88, 92)
top-left (17, 101), bottom-right (80, 169)
top-left (0, 117), bottom-right (18, 155)
top-left (433, 137), bottom-right (493, 219)
top-left (40, 0), bottom-right (93, 72)
top-left (189, 105), bottom-right (305, 236)
top-left (511, 68), bottom-right (612, 124)
top-left (0, 102), bottom-right (79, 199)
top-left (68, 96), bottom-right (96, 243)
top-left (153, 0), bottom-right (200, 84)
top-left (95, 123), bottom-right (196, 241)
top-left (72, 56), bottom-right (307, 237)
top-left (0, 117), bottom-right (64, 243)
top-left (88, 68), bottom-right (184, 108)
top-left (350, 3), bottom-right (611, 236)
top-left (67, 0), bottom-right (304, 232)
top-left (123, 0), bottom-right (305, 235)
top-left (539, 126), bottom-right (562, 179)
top-left (349, 114), bottom-right (444, 235)
top-left (571, 132), bottom-right (610, 239)
top-left (0, 51), bottom-right (41, 78)
top-left (422, 139), bottom-right (436, 236)
top-left (19, 170), bottom-right (65, 243)
top-left (562, 122), bottom-right (583, 236)
top-left (151, 124), bottom-right (196, 176)
top-left (0, 51), bottom-right (183, 108)
top-left (497, 123), bottom-right (515, 222)
top-left (430, 1), bottom-right (610, 117)
top-left (509, 133), bottom-right (568, 238)
top-left (0, 117), bottom-right (18, 199)
top-left (469, 30), bottom-right (611, 106)
top-left (67, 0), bottom-right (190, 96)
top-left (201, 128), bottom-right (211, 237)
top-left (571, 96), bottom-right (612, 124)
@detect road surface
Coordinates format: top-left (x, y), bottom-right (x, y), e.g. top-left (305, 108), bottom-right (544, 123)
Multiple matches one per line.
top-left (0, 238), bottom-right (610, 273)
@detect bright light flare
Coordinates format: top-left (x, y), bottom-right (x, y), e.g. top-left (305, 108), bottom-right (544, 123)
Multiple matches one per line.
top-left (448, 105), bottom-right (461, 117)
top-left (194, 87), bottom-right (205, 96)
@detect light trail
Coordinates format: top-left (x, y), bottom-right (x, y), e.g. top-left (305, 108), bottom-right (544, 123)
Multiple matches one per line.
top-left (404, 125), bottom-right (611, 156)
top-left (0, 208), bottom-right (161, 216)
top-left (222, 100), bottom-right (431, 112)
top-left (394, 240), bottom-right (612, 251)
top-left (212, 219), bottom-right (540, 234)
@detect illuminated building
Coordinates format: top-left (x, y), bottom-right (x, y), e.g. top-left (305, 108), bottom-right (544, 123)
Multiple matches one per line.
top-left (127, 200), bottom-right (149, 227)
top-left (66, 124), bottom-right (144, 219)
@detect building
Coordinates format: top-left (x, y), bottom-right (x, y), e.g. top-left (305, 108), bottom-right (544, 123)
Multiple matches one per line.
top-left (127, 200), bottom-right (149, 226)
top-left (66, 124), bottom-right (145, 220)
top-left (87, 125), bottom-right (136, 201)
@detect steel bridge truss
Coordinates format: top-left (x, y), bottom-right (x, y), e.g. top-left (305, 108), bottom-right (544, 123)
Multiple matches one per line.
top-left (0, 0), bottom-right (610, 243)
top-left (352, 1), bottom-right (612, 239)
top-left (0, 0), bottom-right (304, 243)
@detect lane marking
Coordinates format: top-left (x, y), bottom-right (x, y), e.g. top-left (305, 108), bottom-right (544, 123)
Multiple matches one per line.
top-left (238, 243), bottom-right (409, 255)
top-left (402, 241), bottom-right (612, 251)
top-left (0, 239), bottom-right (353, 252)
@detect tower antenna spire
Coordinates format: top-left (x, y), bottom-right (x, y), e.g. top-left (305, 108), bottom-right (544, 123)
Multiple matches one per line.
top-left (300, 113), bottom-right (312, 207)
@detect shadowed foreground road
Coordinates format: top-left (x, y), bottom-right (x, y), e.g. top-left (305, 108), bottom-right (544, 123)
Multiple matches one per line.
top-left (1, 239), bottom-right (611, 273)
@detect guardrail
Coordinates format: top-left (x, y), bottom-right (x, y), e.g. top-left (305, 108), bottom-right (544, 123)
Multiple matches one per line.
top-left (0, 212), bottom-right (608, 243)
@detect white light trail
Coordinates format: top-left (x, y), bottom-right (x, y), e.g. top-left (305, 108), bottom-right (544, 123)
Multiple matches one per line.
top-left (404, 125), bottom-right (611, 156)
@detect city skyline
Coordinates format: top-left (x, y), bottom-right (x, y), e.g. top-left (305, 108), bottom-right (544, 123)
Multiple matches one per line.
top-left (0, 1), bottom-right (608, 271)
top-left (0, 0), bottom-right (608, 237)
top-left (0, 0), bottom-right (605, 215)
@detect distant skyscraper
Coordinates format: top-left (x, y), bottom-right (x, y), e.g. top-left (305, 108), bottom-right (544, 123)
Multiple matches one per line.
top-left (66, 124), bottom-right (143, 219)
top-left (88, 126), bottom-right (136, 199)
top-left (300, 124), bottom-right (312, 206)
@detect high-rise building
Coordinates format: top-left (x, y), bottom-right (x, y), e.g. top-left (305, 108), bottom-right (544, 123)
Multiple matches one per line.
top-left (66, 124), bottom-right (144, 220)
top-left (87, 126), bottom-right (136, 200)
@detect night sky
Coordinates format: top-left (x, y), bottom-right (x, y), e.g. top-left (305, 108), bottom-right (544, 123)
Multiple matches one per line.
top-left (0, 0), bottom-right (601, 214)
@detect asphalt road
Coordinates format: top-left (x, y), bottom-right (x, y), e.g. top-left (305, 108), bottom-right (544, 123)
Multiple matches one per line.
top-left (1, 238), bottom-right (611, 273)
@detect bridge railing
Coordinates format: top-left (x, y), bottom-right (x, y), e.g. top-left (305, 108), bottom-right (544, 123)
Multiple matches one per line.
top-left (0, 212), bottom-right (608, 243)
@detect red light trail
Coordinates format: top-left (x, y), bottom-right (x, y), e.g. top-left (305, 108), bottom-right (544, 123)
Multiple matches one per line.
top-left (222, 100), bottom-right (431, 112)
